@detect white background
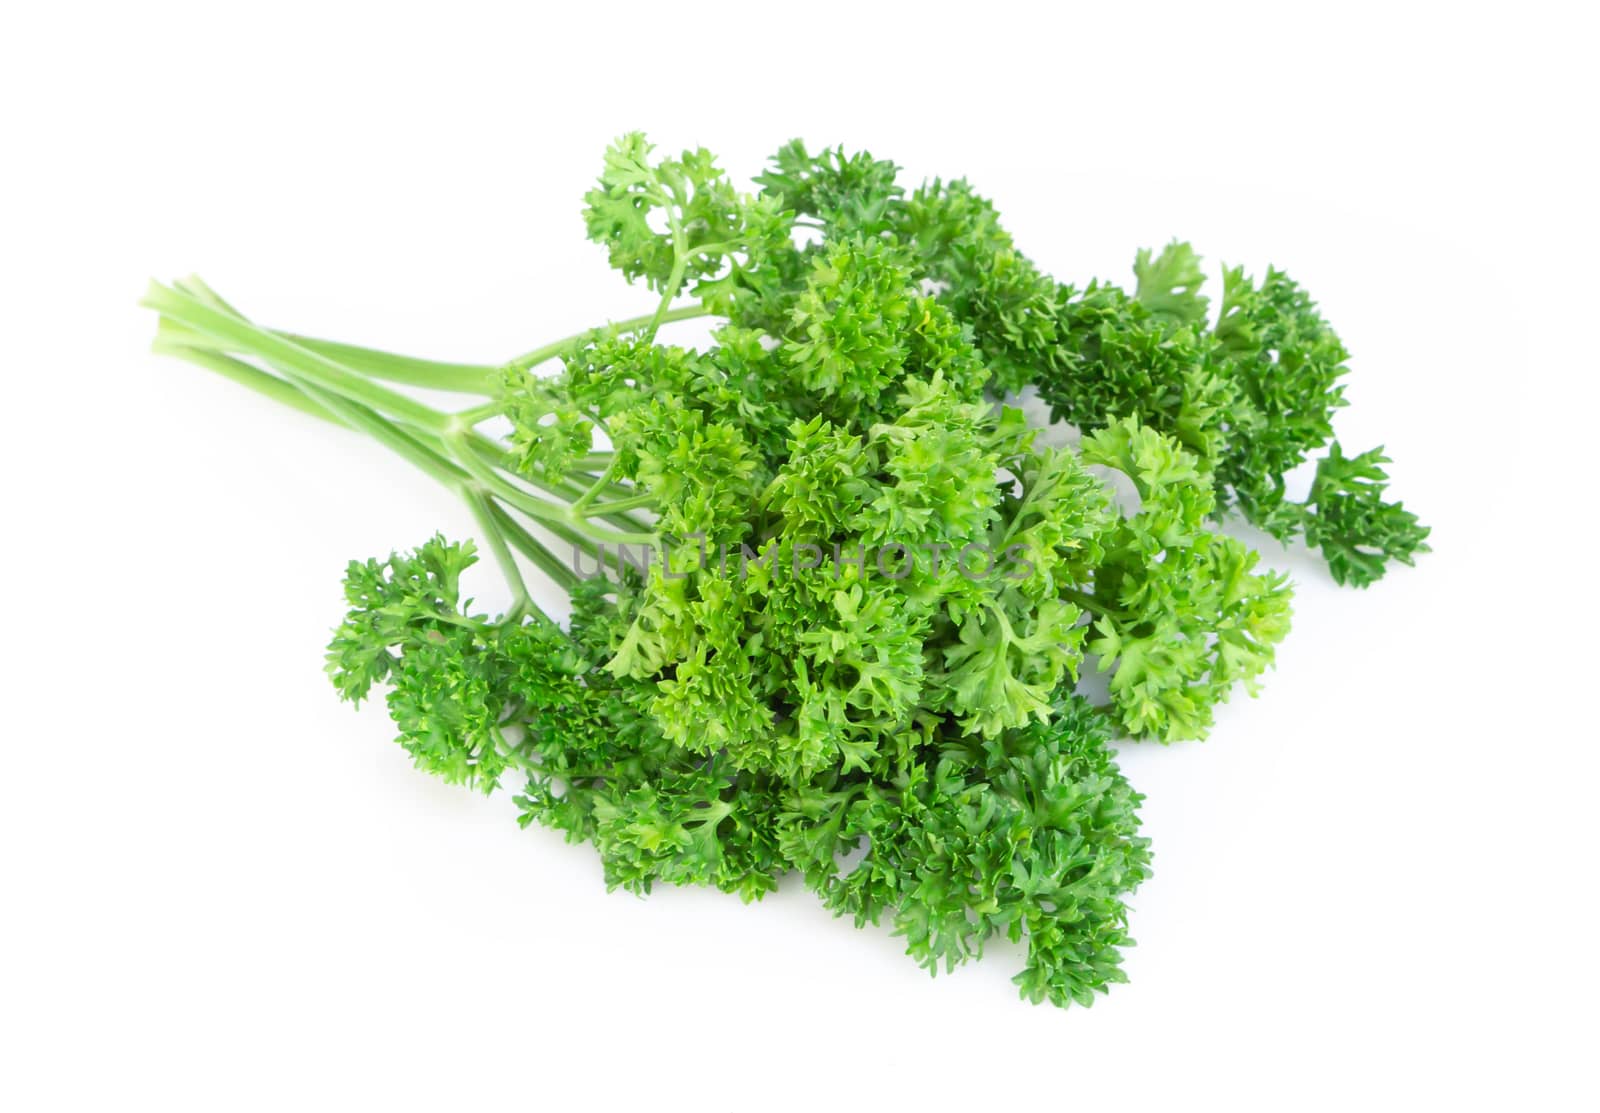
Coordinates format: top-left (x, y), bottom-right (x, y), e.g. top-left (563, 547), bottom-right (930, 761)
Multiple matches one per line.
top-left (3, 3), bottom-right (1596, 1109)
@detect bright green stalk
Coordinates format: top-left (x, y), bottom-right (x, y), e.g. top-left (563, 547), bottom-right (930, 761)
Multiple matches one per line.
top-left (278, 333), bottom-right (499, 395)
top-left (464, 488), bottom-right (533, 620)
top-left (145, 281), bottom-right (675, 613)
top-left (144, 282), bottom-right (455, 435)
top-left (503, 303), bottom-right (710, 372)
top-left (151, 338), bottom-right (340, 425)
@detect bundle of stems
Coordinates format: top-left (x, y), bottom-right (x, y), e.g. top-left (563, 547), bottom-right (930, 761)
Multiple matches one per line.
top-left (144, 277), bottom-right (711, 621)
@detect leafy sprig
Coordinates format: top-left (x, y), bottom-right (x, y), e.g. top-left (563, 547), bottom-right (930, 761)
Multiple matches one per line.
top-left (761, 150), bottom-right (1430, 585)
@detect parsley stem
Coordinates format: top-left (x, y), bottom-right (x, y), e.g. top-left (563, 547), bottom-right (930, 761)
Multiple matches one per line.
top-left (439, 443), bottom-right (643, 532)
top-left (144, 282), bottom-right (455, 435)
top-left (276, 333), bottom-right (500, 395)
top-left (504, 303), bottom-right (710, 373)
top-left (464, 488), bottom-right (533, 618)
top-left (650, 266), bottom-right (689, 337)
top-left (151, 341), bottom-right (341, 425)
top-left (278, 374), bottom-right (467, 489)
top-left (487, 502), bottom-right (582, 595)
top-left (569, 457), bottom-right (621, 514)
top-left (447, 433), bottom-right (655, 547)
top-left (149, 277), bottom-right (670, 602)
top-left (578, 492), bottom-right (655, 516)
top-left (1062, 587), bottom-right (1124, 621)
top-left (453, 399), bottom-right (508, 425)
top-left (647, 216), bottom-right (692, 340)
top-left (490, 726), bottom-right (537, 774)
top-left (181, 345), bottom-right (582, 598)
top-left (445, 432), bottom-right (576, 525)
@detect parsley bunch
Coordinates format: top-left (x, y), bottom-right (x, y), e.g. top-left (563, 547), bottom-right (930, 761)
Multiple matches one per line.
top-left (145, 132), bottom-right (1423, 1007)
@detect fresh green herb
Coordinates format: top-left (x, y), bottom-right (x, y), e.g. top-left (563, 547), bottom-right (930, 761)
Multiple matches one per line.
top-left (758, 145), bottom-right (1431, 585)
top-left (145, 132), bottom-right (1424, 1007)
